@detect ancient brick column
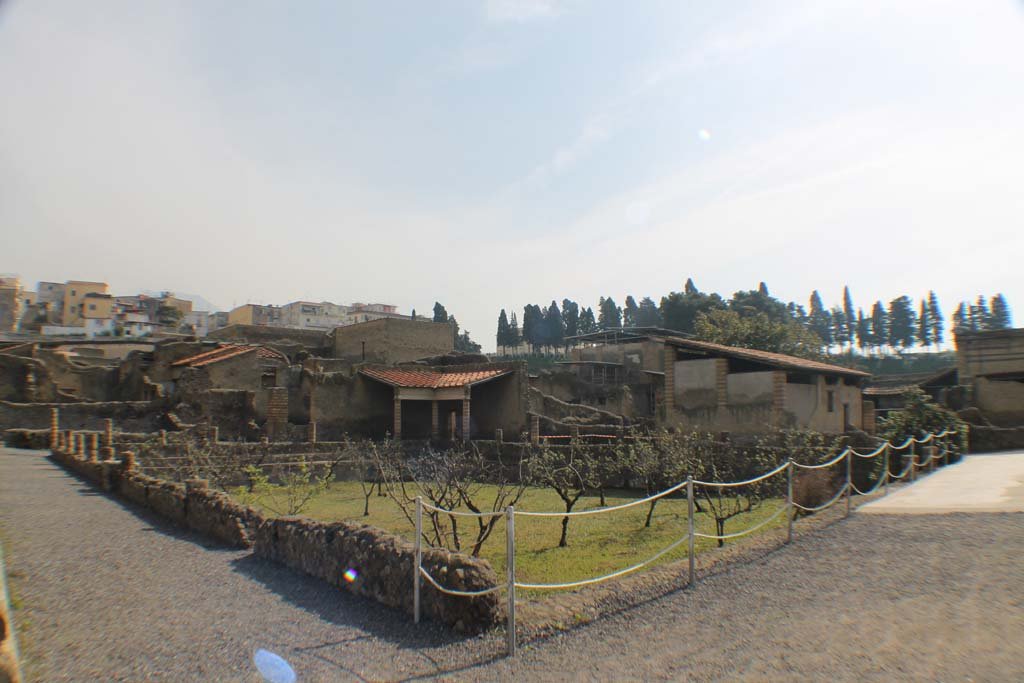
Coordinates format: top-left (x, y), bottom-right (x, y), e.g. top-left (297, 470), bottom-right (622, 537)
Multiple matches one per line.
top-left (461, 397), bottom-right (471, 441)
top-left (265, 387), bottom-right (288, 441)
top-left (122, 450), bottom-right (136, 473)
top-left (88, 433), bottom-right (99, 462)
top-left (770, 371), bottom-right (787, 426)
top-left (430, 401), bottom-right (439, 441)
top-left (715, 358), bottom-right (729, 409)
top-left (393, 397), bottom-right (402, 440)
top-left (64, 430), bottom-right (73, 454)
top-left (209, 425), bottom-right (219, 443)
top-left (101, 418), bottom-right (115, 459)
top-left (76, 432), bottom-right (85, 458)
top-left (308, 422), bottom-right (317, 444)
top-left (530, 415), bottom-right (540, 445)
top-left (159, 429), bottom-right (168, 446)
top-left (663, 346), bottom-right (676, 416)
top-left (448, 411), bottom-right (457, 441)
top-left (49, 408), bottom-right (59, 450)
top-left (861, 400), bottom-right (876, 435)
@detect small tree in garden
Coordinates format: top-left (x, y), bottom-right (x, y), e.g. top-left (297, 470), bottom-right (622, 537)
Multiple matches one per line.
top-left (374, 441), bottom-right (528, 556)
top-left (238, 457), bottom-right (332, 516)
top-left (686, 432), bottom-right (779, 546)
top-left (878, 388), bottom-right (964, 444)
top-left (623, 433), bottom-right (691, 528)
top-left (528, 441), bottom-right (599, 547)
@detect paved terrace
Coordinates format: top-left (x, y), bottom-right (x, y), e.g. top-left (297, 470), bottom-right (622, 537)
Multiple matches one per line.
top-left (1, 447), bottom-right (1022, 681)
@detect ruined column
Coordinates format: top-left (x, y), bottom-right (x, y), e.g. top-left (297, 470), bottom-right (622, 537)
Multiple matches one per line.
top-left (461, 397), bottom-right (471, 442)
top-left (530, 415), bottom-right (540, 445)
top-left (50, 408), bottom-right (59, 450)
top-left (308, 422), bottom-right (317, 444)
top-left (88, 433), bottom-right (99, 462)
top-left (209, 425), bottom-right (219, 443)
top-left (393, 396), bottom-right (402, 440)
top-left (64, 430), bottom-right (73, 454)
top-left (448, 411), bottom-right (457, 441)
top-left (430, 401), bottom-right (439, 441)
top-left (715, 358), bottom-right (729, 409)
top-left (662, 346), bottom-right (676, 418)
top-left (770, 371), bottom-right (787, 426)
top-left (122, 450), bottom-right (136, 473)
top-left (495, 428), bottom-right (503, 444)
top-left (100, 418), bottom-right (115, 459)
top-left (159, 429), bottom-right (168, 446)
top-left (75, 432), bottom-right (85, 458)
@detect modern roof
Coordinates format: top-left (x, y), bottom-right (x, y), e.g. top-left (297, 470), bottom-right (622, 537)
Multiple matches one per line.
top-left (360, 367), bottom-right (511, 389)
top-left (566, 327), bottom-right (694, 343)
top-left (171, 344), bottom-right (287, 368)
top-left (662, 337), bottom-right (870, 378)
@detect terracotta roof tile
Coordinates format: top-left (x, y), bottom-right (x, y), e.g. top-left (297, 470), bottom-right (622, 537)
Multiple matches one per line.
top-left (361, 367), bottom-right (510, 389)
top-left (172, 344), bottom-right (287, 368)
top-left (662, 337), bottom-right (870, 378)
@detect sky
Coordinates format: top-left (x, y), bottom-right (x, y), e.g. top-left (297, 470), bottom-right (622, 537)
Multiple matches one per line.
top-left (2, 0), bottom-right (1022, 350)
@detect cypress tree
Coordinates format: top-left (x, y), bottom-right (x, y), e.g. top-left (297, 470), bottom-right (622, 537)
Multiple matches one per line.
top-left (917, 299), bottom-right (933, 347)
top-left (871, 301), bottom-right (888, 353)
top-left (842, 286), bottom-right (856, 348)
top-left (928, 291), bottom-right (944, 347)
top-left (990, 293), bottom-right (1012, 329)
top-left (496, 309), bottom-right (510, 353)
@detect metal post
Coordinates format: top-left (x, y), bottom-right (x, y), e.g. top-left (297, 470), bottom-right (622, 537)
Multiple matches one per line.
top-left (845, 450), bottom-right (852, 516)
top-left (910, 442), bottom-right (917, 482)
top-left (686, 476), bottom-right (695, 586)
top-left (882, 444), bottom-right (889, 495)
top-left (414, 496), bottom-right (422, 624)
top-left (785, 460), bottom-right (793, 544)
top-left (944, 435), bottom-right (949, 467)
top-left (506, 505), bottom-right (516, 657)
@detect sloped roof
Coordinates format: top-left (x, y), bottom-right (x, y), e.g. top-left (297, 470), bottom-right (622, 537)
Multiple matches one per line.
top-left (361, 367), bottom-right (511, 389)
top-left (863, 367), bottom-right (957, 396)
top-left (662, 337), bottom-right (870, 378)
top-left (172, 344), bottom-right (287, 368)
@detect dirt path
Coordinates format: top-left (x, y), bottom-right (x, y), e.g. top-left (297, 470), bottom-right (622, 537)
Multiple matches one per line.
top-left (3, 447), bottom-right (1022, 681)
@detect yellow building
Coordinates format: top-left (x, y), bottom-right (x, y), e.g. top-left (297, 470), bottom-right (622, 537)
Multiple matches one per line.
top-left (81, 293), bottom-right (115, 320)
top-left (227, 303), bottom-right (281, 326)
top-left (63, 281), bottom-right (109, 325)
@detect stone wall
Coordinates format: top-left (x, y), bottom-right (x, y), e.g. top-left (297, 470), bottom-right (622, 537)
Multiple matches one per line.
top-left (254, 517), bottom-right (502, 633)
top-left (332, 318), bottom-right (453, 364)
top-left (969, 424), bottom-right (1024, 453)
top-left (528, 387), bottom-right (628, 426)
top-left (0, 400), bottom-right (161, 432)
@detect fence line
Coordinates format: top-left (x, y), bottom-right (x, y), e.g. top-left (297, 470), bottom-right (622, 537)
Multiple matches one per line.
top-left (410, 427), bottom-right (964, 657)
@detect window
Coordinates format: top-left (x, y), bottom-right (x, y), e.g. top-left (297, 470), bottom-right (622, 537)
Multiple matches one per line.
top-left (261, 369), bottom-right (277, 388)
top-left (89, 304), bottom-right (96, 311)
top-left (71, 289), bottom-right (76, 296)
top-left (827, 390), bottom-right (835, 412)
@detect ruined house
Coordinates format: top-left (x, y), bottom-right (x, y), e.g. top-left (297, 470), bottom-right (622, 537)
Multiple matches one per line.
top-left (957, 327), bottom-right (1024, 426)
top-left (554, 330), bottom-right (871, 434)
top-left (863, 367), bottom-right (960, 417)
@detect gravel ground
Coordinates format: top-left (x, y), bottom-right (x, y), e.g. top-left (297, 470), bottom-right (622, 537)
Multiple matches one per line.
top-left (3, 447), bottom-right (1023, 681)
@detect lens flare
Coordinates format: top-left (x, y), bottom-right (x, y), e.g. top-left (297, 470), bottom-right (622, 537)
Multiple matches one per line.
top-left (343, 568), bottom-right (358, 583)
top-left (698, 128), bottom-right (711, 141)
top-left (254, 649), bottom-right (296, 683)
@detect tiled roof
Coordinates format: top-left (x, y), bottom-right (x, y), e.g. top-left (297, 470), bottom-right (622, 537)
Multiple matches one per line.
top-left (361, 367), bottom-right (511, 389)
top-left (172, 344), bottom-right (287, 368)
top-left (662, 337), bottom-right (870, 378)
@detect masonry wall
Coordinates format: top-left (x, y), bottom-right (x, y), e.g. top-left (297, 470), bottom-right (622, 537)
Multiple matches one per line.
top-left (332, 319), bottom-right (453, 364)
top-left (974, 377), bottom-right (1024, 426)
top-left (0, 400), bottom-right (161, 432)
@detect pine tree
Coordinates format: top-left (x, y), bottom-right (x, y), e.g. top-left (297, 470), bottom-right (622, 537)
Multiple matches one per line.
top-left (887, 296), bottom-right (917, 350)
top-left (831, 307), bottom-right (849, 349)
top-left (808, 291), bottom-right (833, 347)
top-left (871, 301), bottom-right (888, 353)
top-left (928, 291), bottom-right (944, 348)
top-left (411, 308), bottom-right (416, 320)
top-left (598, 296), bottom-right (622, 330)
top-left (578, 307), bottom-right (597, 334)
top-left (917, 299), bottom-right (933, 347)
top-left (856, 309), bottom-right (870, 353)
top-left (496, 309), bottom-right (510, 354)
top-left (990, 293), bottom-right (1012, 329)
top-left (636, 296), bottom-right (662, 327)
top-left (842, 286), bottom-right (856, 348)
top-left (623, 296), bottom-right (639, 327)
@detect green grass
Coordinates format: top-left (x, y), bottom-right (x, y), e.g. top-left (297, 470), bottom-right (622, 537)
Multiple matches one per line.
top-left (234, 482), bottom-right (787, 589)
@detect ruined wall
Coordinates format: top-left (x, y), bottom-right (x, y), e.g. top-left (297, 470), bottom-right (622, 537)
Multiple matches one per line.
top-left (254, 517), bottom-right (502, 633)
top-left (309, 371), bottom-right (394, 439)
top-left (673, 359), bottom-right (718, 409)
top-left (332, 319), bottom-right (453, 364)
top-left (725, 371), bottom-right (774, 405)
top-left (973, 377), bottom-right (1024, 426)
top-left (0, 353), bottom-right (59, 402)
top-left (0, 400), bottom-right (161, 432)
top-left (208, 324), bottom-right (330, 359)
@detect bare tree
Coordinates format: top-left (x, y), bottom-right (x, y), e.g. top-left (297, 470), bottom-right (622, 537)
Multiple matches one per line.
top-left (528, 440), bottom-right (599, 547)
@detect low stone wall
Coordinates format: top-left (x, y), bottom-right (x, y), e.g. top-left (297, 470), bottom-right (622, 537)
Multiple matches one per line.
top-left (0, 400), bottom-right (160, 432)
top-left (49, 448), bottom-right (264, 549)
top-left (969, 424), bottom-right (1024, 453)
top-left (2, 429), bottom-right (49, 450)
top-left (254, 517), bottom-right (503, 633)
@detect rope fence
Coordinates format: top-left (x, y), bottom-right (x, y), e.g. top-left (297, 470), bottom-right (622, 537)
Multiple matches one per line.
top-left (410, 427), bottom-right (964, 657)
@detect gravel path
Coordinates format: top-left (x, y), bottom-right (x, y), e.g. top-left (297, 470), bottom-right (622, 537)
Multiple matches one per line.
top-left (3, 446), bottom-right (1023, 681)
top-left (0, 448), bottom-right (505, 682)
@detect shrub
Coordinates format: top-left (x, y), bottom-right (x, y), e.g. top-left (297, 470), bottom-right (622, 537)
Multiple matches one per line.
top-left (792, 469), bottom-right (839, 514)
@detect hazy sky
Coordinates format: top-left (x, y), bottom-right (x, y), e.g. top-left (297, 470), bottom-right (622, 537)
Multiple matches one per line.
top-left (2, 0), bottom-right (1022, 349)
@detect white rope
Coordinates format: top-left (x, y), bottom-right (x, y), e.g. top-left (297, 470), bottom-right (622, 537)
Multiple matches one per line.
top-left (792, 483), bottom-right (849, 512)
top-left (514, 480), bottom-right (688, 518)
top-left (694, 504), bottom-right (788, 541)
top-left (913, 433), bottom-right (934, 444)
top-left (890, 437), bottom-right (915, 451)
top-left (849, 471), bottom-right (887, 496)
top-left (791, 449), bottom-right (849, 470)
top-left (421, 501), bottom-right (504, 519)
top-left (888, 459), bottom-right (915, 480)
top-left (514, 529), bottom-right (691, 590)
top-left (850, 443), bottom-right (887, 459)
top-left (418, 566), bottom-right (503, 597)
top-left (693, 460), bottom-right (791, 488)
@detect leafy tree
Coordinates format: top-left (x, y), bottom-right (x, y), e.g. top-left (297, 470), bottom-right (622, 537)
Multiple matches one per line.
top-left (598, 296), bottom-right (622, 330)
top-left (990, 293), bottom-right (1012, 329)
top-left (928, 291), bottom-right (944, 347)
top-left (636, 296), bottom-right (662, 327)
top-left (917, 298), bottom-right (933, 347)
top-left (730, 284), bottom-right (790, 322)
top-left (562, 299), bottom-right (579, 339)
top-left (496, 309), bottom-right (511, 353)
top-left (694, 309), bottom-right (825, 359)
top-left (870, 301), bottom-right (889, 352)
top-left (623, 296), bottom-right (639, 327)
top-left (887, 296), bottom-right (917, 350)
top-left (808, 291), bottom-right (833, 347)
top-left (660, 289), bottom-right (726, 334)
top-left (156, 304), bottom-right (183, 326)
top-left (878, 388), bottom-right (964, 450)
top-left (432, 302), bottom-right (448, 323)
